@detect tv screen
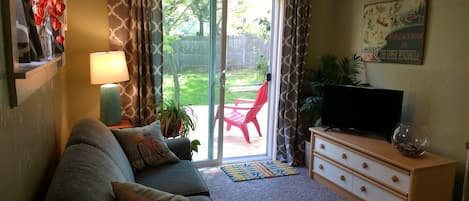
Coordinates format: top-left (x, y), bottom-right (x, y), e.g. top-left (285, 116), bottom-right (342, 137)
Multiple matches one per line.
top-left (321, 84), bottom-right (403, 142)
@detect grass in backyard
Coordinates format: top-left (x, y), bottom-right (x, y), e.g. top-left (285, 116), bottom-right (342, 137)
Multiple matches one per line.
top-left (163, 68), bottom-right (262, 105)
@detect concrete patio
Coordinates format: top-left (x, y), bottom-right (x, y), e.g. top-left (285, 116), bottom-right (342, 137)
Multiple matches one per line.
top-left (187, 104), bottom-right (268, 161)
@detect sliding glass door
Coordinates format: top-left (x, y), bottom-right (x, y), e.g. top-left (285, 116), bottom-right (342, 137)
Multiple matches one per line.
top-left (162, 0), bottom-right (225, 165)
top-left (162, 0), bottom-right (280, 165)
top-left (220, 0), bottom-right (273, 161)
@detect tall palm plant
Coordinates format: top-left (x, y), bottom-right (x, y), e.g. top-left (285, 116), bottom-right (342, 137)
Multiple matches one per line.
top-left (300, 54), bottom-right (366, 127)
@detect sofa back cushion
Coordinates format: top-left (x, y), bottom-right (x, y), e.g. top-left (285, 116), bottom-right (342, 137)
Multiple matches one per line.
top-left (67, 118), bottom-right (134, 181)
top-left (45, 144), bottom-right (127, 201)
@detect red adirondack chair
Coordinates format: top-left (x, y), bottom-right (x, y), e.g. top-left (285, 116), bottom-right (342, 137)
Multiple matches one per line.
top-left (215, 81), bottom-right (268, 143)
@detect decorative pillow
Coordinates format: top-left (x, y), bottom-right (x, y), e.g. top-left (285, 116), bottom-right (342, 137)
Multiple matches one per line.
top-left (112, 120), bottom-right (165, 141)
top-left (111, 181), bottom-right (189, 201)
top-left (112, 121), bottom-right (179, 171)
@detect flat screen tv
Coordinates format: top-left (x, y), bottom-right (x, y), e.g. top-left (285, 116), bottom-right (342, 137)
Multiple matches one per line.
top-left (321, 84), bottom-right (404, 142)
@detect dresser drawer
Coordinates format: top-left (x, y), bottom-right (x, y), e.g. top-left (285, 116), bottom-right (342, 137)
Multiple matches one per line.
top-left (310, 128), bottom-right (456, 201)
top-left (313, 156), bottom-right (353, 191)
top-left (349, 153), bottom-right (410, 194)
top-left (314, 137), bottom-right (352, 166)
top-left (314, 136), bottom-right (410, 194)
top-left (352, 175), bottom-right (405, 201)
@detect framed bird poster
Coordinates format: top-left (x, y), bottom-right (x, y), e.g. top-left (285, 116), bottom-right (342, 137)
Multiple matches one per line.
top-left (361, 0), bottom-right (427, 64)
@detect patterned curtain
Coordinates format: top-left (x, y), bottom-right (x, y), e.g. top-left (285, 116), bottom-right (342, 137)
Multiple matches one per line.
top-left (108, 0), bottom-right (163, 126)
top-left (276, 0), bottom-right (311, 166)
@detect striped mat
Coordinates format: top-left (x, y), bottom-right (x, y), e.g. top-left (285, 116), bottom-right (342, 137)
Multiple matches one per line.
top-left (220, 160), bottom-right (299, 182)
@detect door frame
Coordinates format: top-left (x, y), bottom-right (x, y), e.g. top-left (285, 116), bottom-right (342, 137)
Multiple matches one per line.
top-left (194, 0), bottom-right (284, 166)
top-left (220, 0), bottom-right (284, 164)
top-left (268, 0), bottom-right (284, 162)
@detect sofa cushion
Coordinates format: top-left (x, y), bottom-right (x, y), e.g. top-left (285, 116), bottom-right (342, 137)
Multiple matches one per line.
top-left (135, 160), bottom-right (210, 197)
top-left (165, 138), bottom-right (192, 160)
top-left (67, 118), bottom-right (135, 182)
top-left (45, 144), bottom-right (127, 201)
top-left (112, 181), bottom-right (189, 201)
top-left (114, 131), bottom-right (180, 171)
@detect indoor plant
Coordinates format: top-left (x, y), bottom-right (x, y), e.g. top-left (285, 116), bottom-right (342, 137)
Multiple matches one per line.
top-left (300, 54), bottom-right (366, 167)
top-left (157, 99), bottom-right (200, 153)
top-left (300, 54), bottom-right (366, 127)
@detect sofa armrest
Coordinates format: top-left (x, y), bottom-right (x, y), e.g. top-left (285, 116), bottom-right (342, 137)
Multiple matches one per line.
top-left (165, 138), bottom-right (192, 160)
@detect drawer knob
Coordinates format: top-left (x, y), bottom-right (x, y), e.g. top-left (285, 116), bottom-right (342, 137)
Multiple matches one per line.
top-left (392, 176), bottom-right (399, 182)
top-left (320, 144), bottom-right (325, 149)
top-left (362, 162), bottom-right (368, 169)
top-left (360, 186), bottom-right (367, 192)
top-left (341, 153), bottom-right (347, 159)
top-left (318, 164), bottom-right (324, 170)
top-left (340, 175), bottom-right (346, 181)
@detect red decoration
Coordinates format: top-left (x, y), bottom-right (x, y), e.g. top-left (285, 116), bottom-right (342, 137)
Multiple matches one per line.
top-left (56, 35), bottom-right (64, 44)
top-left (36, 7), bottom-right (45, 18)
top-left (48, 6), bottom-right (58, 17)
top-left (33, 0), bottom-right (66, 21)
top-left (31, 0), bottom-right (66, 43)
top-left (34, 15), bottom-right (43, 25)
top-left (46, 0), bottom-right (54, 8)
top-left (51, 17), bottom-right (61, 31)
top-left (56, 3), bottom-right (65, 14)
top-left (37, 0), bottom-right (46, 8)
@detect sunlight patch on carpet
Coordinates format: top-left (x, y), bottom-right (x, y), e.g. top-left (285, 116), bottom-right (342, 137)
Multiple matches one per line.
top-left (220, 160), bottom-right (299, 182)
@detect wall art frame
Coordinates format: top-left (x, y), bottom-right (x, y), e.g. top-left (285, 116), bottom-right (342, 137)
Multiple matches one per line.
top-left (361, 0), bottom-right (427, 65)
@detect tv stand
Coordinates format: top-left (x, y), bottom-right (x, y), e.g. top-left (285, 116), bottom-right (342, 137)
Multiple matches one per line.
top-left (308, 127), bottom-right (456, 201)
top-left (324, 127), bottom-right (333, 132)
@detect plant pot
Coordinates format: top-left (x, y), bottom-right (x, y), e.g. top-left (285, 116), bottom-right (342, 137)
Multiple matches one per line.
top-left (163, 120), bottom-right (181, 138)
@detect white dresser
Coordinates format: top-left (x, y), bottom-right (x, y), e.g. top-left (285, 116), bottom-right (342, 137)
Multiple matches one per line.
top-left (309, 128), bottom-right (456, 201)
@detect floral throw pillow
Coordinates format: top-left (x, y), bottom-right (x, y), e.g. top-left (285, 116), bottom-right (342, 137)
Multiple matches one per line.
top-left (112, 122), bottom-right (179, 171)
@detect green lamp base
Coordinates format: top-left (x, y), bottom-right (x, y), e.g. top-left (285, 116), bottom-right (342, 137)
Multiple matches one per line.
top-left (100, 84), bottom-right (122, 125)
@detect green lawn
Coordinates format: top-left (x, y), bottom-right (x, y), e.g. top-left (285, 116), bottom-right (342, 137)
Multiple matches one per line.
top-left (163, 68), bottom-right (262, 105)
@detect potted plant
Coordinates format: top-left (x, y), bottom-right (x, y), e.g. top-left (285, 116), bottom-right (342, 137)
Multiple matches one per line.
top-left (300, 54), bottom-right (366, 167)
top-left (157, 99), bottom-right (200, 154)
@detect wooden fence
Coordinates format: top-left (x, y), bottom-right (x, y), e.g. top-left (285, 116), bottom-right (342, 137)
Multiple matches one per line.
top-left (164, 34), bottom-right (270, 73)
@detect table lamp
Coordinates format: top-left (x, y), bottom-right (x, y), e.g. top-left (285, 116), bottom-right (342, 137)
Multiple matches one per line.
top-left (90, 51), bottom-right (129, 125)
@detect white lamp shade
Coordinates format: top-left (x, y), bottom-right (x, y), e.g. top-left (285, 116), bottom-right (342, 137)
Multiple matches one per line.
top-left (90, 51), bottom-right (130, 84)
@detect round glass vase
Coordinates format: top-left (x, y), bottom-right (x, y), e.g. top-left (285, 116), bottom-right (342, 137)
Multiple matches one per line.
top-left (392, 123), bottom-right (429, 158)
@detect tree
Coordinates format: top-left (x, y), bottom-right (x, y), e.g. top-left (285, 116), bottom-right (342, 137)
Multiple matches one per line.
top-left (163, 35), bottom-right (181, 102)
top-left (230, 0), bottom-right (248, 34)
top-left (162, 0), bottom-right (191, 35)
top-left (188, 0), bottom-right (209, 36)
top-left (256, 14), bottom-right (271, 40)
top-left (163, 0), bottom-right (211, 36)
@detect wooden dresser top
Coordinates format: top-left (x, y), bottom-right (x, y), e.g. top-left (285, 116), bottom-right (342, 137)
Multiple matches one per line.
top-left (310, 127), bottom-right (455, 171)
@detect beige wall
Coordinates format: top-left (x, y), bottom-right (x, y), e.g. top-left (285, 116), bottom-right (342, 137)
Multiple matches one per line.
top-left (307, 0), bottom-right (338, 67)
top-left (60, 0), bottom-right (109, 151)
top-left (0, 8), bottom-right (64, 201)
top-left (308, 0), bottom-right (469, 199)
top-left (0, 0), bottom-right (108, 199)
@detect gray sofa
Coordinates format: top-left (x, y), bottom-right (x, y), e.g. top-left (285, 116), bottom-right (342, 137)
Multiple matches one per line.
top-left (45, 118), bottom-right (211, 201)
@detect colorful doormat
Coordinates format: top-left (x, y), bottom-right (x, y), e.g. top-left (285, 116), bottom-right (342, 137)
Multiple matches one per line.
top-left (220, 160), bottom-right (299, 182)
